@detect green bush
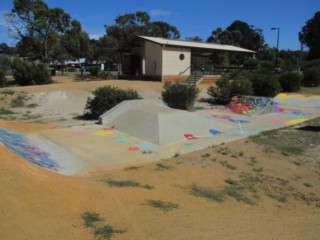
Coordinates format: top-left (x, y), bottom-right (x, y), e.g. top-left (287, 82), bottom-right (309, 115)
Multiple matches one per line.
top-left (0, 69), bottom-right (5, 88)
top-left (67, 67), bottom-right (76, 72)
top-left (89, 66), bottom-right (100, 76)
top-left (85, 86), bottom-right (141, 119)
top-left (303, 67), bottom-right (320, 87)
top-left (249, 72), bottom-right (281, 97)
top-left (207, 76), bottom-right (232, 104)
top-left (12, 58), bottom-right (52, 86)
top-left (207, 74), bottom-right (253, 104)
top-left (303, 59), bottom-right (320, 69)
top-left (232, 78), bottom-right (254, 96)
top-left (0, 56), bottom-right (10, 88)
top-left (278, 72), bottom-right (302, 92)
top-left (161, 82), bottom-right (199, 110)
top-left (244, 58), bottom-right (259, 68)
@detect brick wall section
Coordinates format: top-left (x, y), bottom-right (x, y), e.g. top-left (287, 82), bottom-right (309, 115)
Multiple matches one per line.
top-left (200, 75), bottom-right (221, 85)
top-left (162, 76), bottom-right (188, 83)
top-left (162, 75), bottom-right (221, 84)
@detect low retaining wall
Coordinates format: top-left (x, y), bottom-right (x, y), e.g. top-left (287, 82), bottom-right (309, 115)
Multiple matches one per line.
top-left (162, 75), bottom-right (188, 83)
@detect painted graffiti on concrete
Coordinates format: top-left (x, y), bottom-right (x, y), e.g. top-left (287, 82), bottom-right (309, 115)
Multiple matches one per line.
top-left (230, 95), bottom-right (273, 115)
top-left (0, 128), bottom-right (62, 171)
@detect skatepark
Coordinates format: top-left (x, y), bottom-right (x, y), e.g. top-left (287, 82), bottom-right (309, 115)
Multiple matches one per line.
top-left (1, 77), bottom-right (320, 240)
top-left (1, 87), bottom-right (320, 176)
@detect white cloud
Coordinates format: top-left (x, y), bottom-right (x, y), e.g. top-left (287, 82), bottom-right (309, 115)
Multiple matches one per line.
top-left (89, 33), bottom-right (104, 40)
top-left (87, 29), bottom-right (104, 40)
top-left (150, 9), bottom-right (172, 17)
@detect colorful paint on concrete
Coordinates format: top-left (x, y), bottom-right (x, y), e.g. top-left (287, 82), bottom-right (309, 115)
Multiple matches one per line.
top-left (285, 118), bottom-right (309, 125)
top-left (209, 129), bottom-right (223, 135)
top-left (230, 95), bottom-right (273, 115)
top-left (0, 128), bottom-right (62, 171)
top-left (274, 93), bottom-right (320, 108)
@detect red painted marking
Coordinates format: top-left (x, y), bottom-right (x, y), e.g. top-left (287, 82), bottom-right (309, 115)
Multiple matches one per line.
top-left (184, 134), bottom-right (198, 140)
top-left (102, 125), bottom-right (118, 130)
top-left (128, 147), bottom-right (140, 151)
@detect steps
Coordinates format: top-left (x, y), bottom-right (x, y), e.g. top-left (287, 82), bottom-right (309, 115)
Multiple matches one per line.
top-left (184, 75), bottom-right (203, 84)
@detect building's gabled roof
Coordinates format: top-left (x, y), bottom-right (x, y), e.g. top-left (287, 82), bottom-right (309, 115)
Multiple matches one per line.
top-left (139, 36), bottom-right (255, 53)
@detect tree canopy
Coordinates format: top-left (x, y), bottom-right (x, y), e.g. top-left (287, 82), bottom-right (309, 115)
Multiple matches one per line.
top-left (7, 0), bottom-right (72, 62)
top-left (61, 20), bottom-right (90, 62)
top-left (105, 11), bottom-right (180, 51)
top-left (207, 20), bottom-right (264, 52)
top-left (299, 11), bottom-right (320, 60)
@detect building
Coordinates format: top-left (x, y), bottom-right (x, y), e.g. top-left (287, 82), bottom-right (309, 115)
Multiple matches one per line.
top-left (121, 36), bottom-right (255, 83)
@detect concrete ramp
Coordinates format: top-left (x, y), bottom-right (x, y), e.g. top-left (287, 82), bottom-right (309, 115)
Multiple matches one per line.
top-left (100, 100), bottom-right (233, 145)
top-left (99, 99), bottom-right (167, 124)
top-left (274, 93), bottom-right (320, 108)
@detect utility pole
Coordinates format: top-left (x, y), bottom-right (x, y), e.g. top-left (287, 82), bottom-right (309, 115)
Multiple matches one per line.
top-left (271, 27), bottom-right (280, 72)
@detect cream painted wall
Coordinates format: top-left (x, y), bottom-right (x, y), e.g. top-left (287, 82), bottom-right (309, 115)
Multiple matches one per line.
top-left (145, 41), bottom-right (162, 76)
top-left (162, 47), bottom-right (191, 76)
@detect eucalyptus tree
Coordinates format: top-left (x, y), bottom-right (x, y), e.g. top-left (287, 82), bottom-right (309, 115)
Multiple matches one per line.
top-left (105, 11), bottom-right (180, 51)
top-left (148, 21), bottom-right (180, 39)
top-left (207, 20), bottom-right (264, 52)
top-left (61, 20), bottom-right (90, 64)
top-left (299, 11), bottom-right (320, 60)
top-left (7, 0), bottom-right (72, 62)
top-left (105, 11), bottom-right (150, 51)
top-left (88, 36), bottom-right (118, 69)
top-left (206, 20), bottom-right (264, 67)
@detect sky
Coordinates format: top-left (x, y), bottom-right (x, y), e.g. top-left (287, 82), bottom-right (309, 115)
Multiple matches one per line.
top-left (0, 0), bottom-right (319, 50)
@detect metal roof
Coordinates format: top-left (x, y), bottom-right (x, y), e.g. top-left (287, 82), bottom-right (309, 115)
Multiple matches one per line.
top-left (139, 36), bottom-right (255, 53)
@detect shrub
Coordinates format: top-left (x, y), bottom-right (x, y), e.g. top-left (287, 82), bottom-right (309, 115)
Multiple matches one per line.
top-left (101, 179), bottom-right (154, 190)
top-left (249, 72), bottom-right (281, 97)
top-left (207, 74), bottom-right (253, 104)
top-left (0, 56), bottom-right (10, 88)
top-left (278, 72), bottom-right (302, 92)
top-left (161, 82), bottom-right (199, 110)
top-left (303, 67), bottom-right (320, 87)
top-left (244, 58), bottom-right (259, 68)
top-left (146, 200), bottom-right (179, 212)
top-left (303, 59), bottom-right (320, 69)
top-left (85, 86), bottom-right (141, 119)
top-left (94, 225), bottom-right (126, 239)
top-left (207, 75), bottom-right (232, 104)
top-left (67, 67), bottom-right (76, 72)
top-left (12, 58), bottom-right (52, 86)
top-left (0, 69), bottom-right (5, 88)
top-left (232, 78), bottom-right (254, 96)
top-left (89, 66), bottom-right (100, 76)
top-left (82, 212), bottom-right (103, 228)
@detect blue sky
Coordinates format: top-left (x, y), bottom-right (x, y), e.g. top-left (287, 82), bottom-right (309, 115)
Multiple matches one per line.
top-left (0, 0), bottom-right (319, 50)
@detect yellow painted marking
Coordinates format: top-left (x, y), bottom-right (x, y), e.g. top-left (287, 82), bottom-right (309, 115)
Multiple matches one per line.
top-left (168, 147), bottom-right (178, 153)
top-left (94, 130), bottom-right (115, 136)
top-left (285, 118), bottom-right (309, 125)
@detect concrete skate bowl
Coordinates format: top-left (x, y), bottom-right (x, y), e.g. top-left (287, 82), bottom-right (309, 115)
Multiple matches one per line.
top-left (100, 100), bottom-right (234, 145)
top-left (274, 93), bottom-right (320, 108)
top-left (31, 90), bottom-right (90, 118)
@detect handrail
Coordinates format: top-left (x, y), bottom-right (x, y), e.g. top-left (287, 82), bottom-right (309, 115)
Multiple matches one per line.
top-left (179, 65), bottom-right (192, 75)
